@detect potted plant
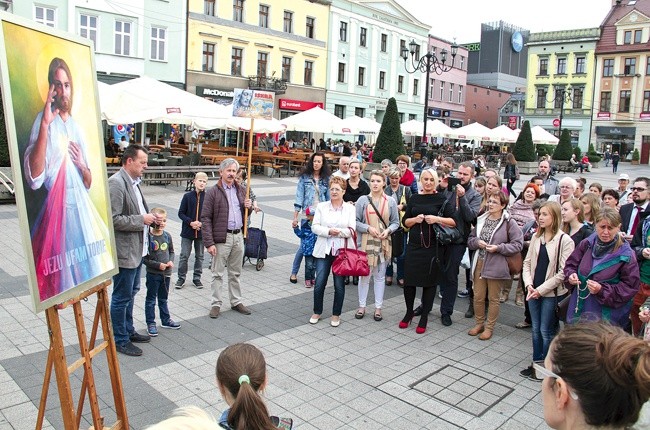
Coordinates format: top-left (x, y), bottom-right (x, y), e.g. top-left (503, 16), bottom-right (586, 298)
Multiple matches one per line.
top-left (632, 148), bottom-right (640, 165)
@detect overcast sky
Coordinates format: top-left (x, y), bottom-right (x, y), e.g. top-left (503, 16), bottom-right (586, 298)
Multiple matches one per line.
top-left (398, 0), bottom-right (614, 43)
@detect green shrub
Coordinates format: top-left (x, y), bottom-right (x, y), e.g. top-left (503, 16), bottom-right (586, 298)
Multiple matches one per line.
top-left (633, 148), bottom-right (640, 161)
top-left (553, 129), bottom-right (573, 160)
top-left (587, 143), bottom-right (601, 163)
top-left (373, 97), bottom-right (405, 163)
top-left (512, 120), bottom-right (536, 162)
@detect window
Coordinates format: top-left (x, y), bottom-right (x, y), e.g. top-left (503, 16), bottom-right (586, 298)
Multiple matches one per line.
top-left (339, 22), bottom-right (347, 42)
top-left (359, 27), bottom-right (368, 47)
top-left (556, 57), bottom-right (567, 74)
top-left (539, 58), bottom-right (548, 75)
top-left (643, 91), bottom-right (650, 113)
top-left (114, 21), bottom-right (131, 56)
top-left (439, 81), bottom-right (444, 99)
top-left (624, 57), bottom-right (636, 75)
top-left (204, 0), bottom-right (216, 16)
top-left (458, 85), bottom-right (463, 103)
top-left (536, 88), bottom-right (547, 108)
top-left (575, 56), bottom-right (586, 74)
top-left (460, 56), bottom-right (465, 70)
top-left (257, 52), bottom-right (268, 76)
top-left (449, 83), bottom-right (454, 102)
top-left (233, 0), bottom-right (244, 22)
top-left (379, 71), bottom-right (385, 89)
top-left (283, 11), bottom-right (293, 33)
top-left (414, 44), bottom-right (421, 61)
top-left (647, 57), bottom-right (650, 75)
top-left (304, 61), bottom-right (313, 85)
top-left (337, 62), bottom-right (345, 83)
top-left (259, 5), bottom-right (269, 28)
top-left (35, 6), bottom-right (55, 27)
top-left (572, 88), bottom-right (583, 109)
top-left (380, 34), bottom-right (387, 52)
top-left (355, 107), bottom-right (365, 117)
top-left (430, 78), bottom-right (435, 99)
top-left (554, 88), bottom-right (565, 109)
top-left (334, 104), bottom-right (345, 119)
top-left (231, 47), bottom-right (243, 76)
top-left (413, 78), bottom-right (419, 96)
top-left (357, 67), bottom-right (365, 86)
top-left (624, 30), bottom-right (632, 44)
top-left (150, 27), bottom-right (166, 61)
top-left (306, 17), bottom-right (314, 38)
top-left (79, 14), bottom-right (97, 48)
top-left (635, 30), bottom-right (642, 44)
top-left (600, 91), bottom-right (611, 112)
top-left (619, 90), bottom-right (631, 112)
top-left (409, 114), bottom-right (417, 121)
top-left (202, 42), bottom-right (215, 72)
top-left (400, 39), bottom-right (406, 56)
top-left (398, 75), bottom-right (404, 93)
top-left (282, 57), bottom-right (291, 82)
top-left (603, 58), bottom-right (614, 77)
top-left (398, 113), bottom-right (405, 123)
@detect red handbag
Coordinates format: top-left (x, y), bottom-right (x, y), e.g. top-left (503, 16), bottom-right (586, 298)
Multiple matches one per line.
top-left (332, 228), bottom-right (370, 277)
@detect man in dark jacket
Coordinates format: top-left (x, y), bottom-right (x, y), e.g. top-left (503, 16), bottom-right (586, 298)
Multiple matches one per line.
top-left (202, 159), bottom-right (252, 319)
top-left (176, 172), bottom-right (208, 289)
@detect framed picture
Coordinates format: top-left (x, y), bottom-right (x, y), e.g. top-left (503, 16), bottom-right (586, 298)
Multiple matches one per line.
top-left (0, 13), bottom-right (117, 312)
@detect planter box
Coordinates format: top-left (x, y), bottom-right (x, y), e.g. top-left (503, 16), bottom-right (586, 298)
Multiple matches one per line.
top-left (363, 162), bottom-right (381, 180)
top-left (516, 161), bottom-right (539, 175)
top-left (0, 167), bottom-right (15, 203)
top-left (632, 160), bottom-right (640, 165)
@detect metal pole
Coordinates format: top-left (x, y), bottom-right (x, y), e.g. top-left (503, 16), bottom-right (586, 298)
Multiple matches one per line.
top-left (423, 55), bottom-right (430, 143)
top-left (558, 88), bottom-right (565, 138)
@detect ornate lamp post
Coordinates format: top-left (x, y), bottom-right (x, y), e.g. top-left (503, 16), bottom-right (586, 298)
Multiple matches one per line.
top-left (401, 39), bottom-right (458, 142)
top-left (551, 84), bottom-right (572, 137)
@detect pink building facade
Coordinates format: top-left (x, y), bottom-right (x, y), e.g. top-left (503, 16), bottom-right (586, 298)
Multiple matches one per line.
top-left (425, 36), bottom-right (468, 129)
top-left (464, 84), bottom-right (512, 129)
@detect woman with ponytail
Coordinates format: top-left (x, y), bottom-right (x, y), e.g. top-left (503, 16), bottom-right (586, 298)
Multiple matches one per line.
top-left (216, 343), bottom-right (293, 430)
top-left (540, 322), bottom-right (650, 429)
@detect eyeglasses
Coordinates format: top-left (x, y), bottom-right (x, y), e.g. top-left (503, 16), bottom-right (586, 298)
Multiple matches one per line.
top-left (532, 363), bottom-right (579, 400)
top-left (631, 187), bottom-right (647, 192)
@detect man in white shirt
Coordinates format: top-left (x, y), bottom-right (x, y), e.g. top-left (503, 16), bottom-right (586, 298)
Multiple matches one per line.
top-left (332, 156), bottom-right (351, 180)
top-left (618, 173), bottom-right (631, 204)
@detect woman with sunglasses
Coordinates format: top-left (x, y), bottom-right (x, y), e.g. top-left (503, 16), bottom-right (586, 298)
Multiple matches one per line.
top-left (540, 322), bottom-right (649, 429)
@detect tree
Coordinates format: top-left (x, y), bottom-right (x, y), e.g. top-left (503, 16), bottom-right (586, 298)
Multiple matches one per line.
top-left (373, 97), bottom-right (404, 163)
top-left (553, 129), bottom-right (573, 160)
top-left (573, 145), bottom-right (582, 160)
top-left (512, 120), bottom-right (536, 162)
top-left (587, 143), bottom-right (601, 163)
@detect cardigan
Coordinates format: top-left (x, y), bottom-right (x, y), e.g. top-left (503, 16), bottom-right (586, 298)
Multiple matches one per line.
top-left (522, 231), bottom-right (574, 297)
top-left (468, 211), bottom-right (524, 280)
top-left (311, 201), bottom-right (356, 258)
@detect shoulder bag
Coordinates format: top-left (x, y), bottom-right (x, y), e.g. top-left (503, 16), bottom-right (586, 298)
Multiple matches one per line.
top-left (432, 194), bottom-right (462, 245)
top-left (332, 228), bottom-right (370, 277)
top-left (553, 236), bottom-right (570, 321)
top-left (505, 219), bottom-right (523, 276)
top-left (368, 198), bottom-right (402, 259)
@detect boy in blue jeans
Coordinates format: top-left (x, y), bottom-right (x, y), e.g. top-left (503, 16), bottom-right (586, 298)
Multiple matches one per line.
top-left (144, 207), bottom-right (180, 336)
top-left (293, 206), bottom-right (316, 288)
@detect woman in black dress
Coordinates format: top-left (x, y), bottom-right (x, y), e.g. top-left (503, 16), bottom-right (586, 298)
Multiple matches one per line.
top-left (399, 168), bottom-right (456, 334)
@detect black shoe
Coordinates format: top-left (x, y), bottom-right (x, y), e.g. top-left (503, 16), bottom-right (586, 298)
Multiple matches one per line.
top-left (129, 332), bottom-right (151, 343)
top-left (520, 366), bottom-right (534, 378)
top-left (352, 276), bottom-right (359, 286)
top-left (464, 302), bottom-right (474, 318)
top-left (116, 342), bottom-right (142, 356)
top-left (193, 280), bottom-right (203, 289)
top-left (413, 305), bottom-right (423, 316)
top-left (441, 314), bottom-right (452, 326)
top-left (345, 277), bottom-right (350, 285)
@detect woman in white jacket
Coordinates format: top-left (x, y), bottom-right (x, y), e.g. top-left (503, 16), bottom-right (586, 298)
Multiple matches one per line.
top-left (309, 176), bottom-right (356, 327)
top-left (520, 201), bottom-right (574, 380)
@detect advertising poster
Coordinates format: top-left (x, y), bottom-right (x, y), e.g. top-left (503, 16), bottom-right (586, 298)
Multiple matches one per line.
top-left (0, 14), bottom-right (117, 312)
top-left (232, 88), bottom-right (275, 120)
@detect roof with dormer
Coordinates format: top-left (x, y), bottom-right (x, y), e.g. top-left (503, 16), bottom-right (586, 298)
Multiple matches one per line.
top-left (596, 0), bottom-right (650, 54)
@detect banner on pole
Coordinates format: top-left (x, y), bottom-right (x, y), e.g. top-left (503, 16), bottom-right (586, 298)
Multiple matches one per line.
top-left (232, 88), bottom-right (274, 120)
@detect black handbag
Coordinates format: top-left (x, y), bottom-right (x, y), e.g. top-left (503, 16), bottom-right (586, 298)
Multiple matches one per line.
top-left (432, 194), bottom-right (461, 245)
top-left (552, 236), bottom-right (569, 321)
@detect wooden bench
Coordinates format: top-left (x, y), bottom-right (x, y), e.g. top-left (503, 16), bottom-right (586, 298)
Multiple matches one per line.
top-left (107, 165), bottom-right (220, 189)
top-left (555, 162), bottom-right (578, 174)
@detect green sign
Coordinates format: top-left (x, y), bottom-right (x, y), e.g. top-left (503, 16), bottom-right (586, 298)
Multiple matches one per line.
top-left (463, 43), bottom-right (480, 52)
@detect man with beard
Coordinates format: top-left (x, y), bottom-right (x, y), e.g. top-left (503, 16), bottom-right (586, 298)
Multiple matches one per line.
top-left (24, 57), bottom-right (111, 302)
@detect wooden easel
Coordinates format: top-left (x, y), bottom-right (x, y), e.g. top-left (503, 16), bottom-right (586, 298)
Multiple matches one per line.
top-left (35, 280), bottom-right (128, 430)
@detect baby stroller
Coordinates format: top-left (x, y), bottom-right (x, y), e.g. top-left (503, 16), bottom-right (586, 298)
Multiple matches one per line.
top-left (244, 210), bottom-right (268, 271)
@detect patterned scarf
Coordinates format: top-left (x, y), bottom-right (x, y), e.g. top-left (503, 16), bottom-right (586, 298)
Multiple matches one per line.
top-left (362, 195), bottom-right (392, 267)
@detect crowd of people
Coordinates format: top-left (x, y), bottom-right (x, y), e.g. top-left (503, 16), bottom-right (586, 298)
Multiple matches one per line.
top-left (106, 145), bottom-right (650, 428)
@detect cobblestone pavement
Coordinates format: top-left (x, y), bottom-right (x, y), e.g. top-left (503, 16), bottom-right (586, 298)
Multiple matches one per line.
top-left (0, 163), bottom-right (648, 429)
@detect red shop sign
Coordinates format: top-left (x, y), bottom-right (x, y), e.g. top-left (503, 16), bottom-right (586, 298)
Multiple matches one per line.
top-left (279, 99), bottom-right (324, 111)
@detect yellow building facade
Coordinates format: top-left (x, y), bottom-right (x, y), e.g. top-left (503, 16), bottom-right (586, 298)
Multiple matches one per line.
top-left (187, 0), bottom-right (330, 133)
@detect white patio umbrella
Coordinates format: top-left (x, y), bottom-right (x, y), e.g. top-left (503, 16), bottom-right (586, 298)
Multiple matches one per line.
top-left (490, 125), bottom-right (520, 143)
top-left (531, 126), bottom-right (560, 145)
top-left (447, 122), bottom-right (493, 141)
top-left (338, 116), bottom-right (381, 134)
top-left (280, 106), bottom-right (344, 133)
top-left (222, 116), bottom-right (286, 134)
top-left (104, 76), bottom-right (231, 125)
top-left (426, 119), bottom-right (453, 138)
top-left (400, 119), bottom-right (425, 136)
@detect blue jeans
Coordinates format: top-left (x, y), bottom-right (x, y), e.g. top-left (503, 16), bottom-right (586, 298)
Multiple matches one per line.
top-left (145, 273), bottom-right (171, 326)
top-left (304, 255), bottom-right (315, 281)
top-left (291, 247), bottom-right (303, 276)
top-left (529, 295), bottom-right (562, 361)
top-left (313, 254), bottom-right (345, 316)
top-left (177, 237), bottom-right (204, 283)
top-left (111, 261), bottom-right (143, 346)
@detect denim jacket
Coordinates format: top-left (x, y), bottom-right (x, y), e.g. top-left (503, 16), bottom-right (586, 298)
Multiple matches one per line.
top-left (294, 174), bottom-right (330, 213)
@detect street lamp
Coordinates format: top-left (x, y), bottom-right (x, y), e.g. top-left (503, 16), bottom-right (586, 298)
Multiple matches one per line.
top-left (401, 39), bottom-right (458, 143)
top-left (551, 84), bottom-right (572, 137)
